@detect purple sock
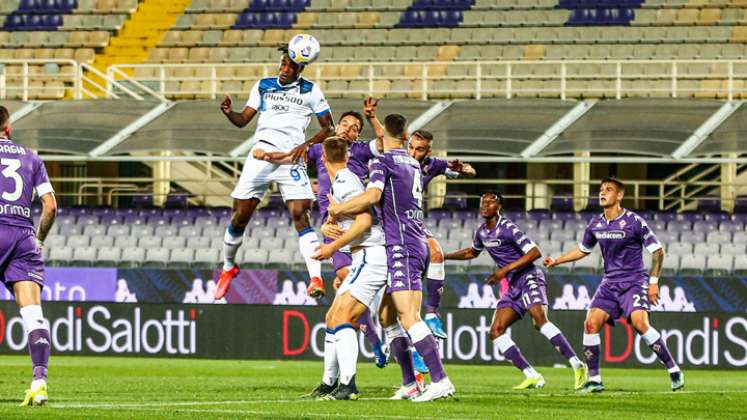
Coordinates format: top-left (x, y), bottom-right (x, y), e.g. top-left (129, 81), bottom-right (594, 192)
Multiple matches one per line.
top-left (28, 329), bottom-right (50, 380)
top-left (550, 333), bottom-right (578, 361)
top-left (390, 336), bottom-right (417, 386)
top-left (584, 344), bottom-right (601, 379)
top-left (358, 310), bottom-right (382, 349)
top-left (412, 335), bottom-right (447, 383)
top-left (503, 344), bottom-right (531, 371)
top-left (650, 338), bottom-right (677, 370)
top-left (425, 278), bottom-right (445, 314)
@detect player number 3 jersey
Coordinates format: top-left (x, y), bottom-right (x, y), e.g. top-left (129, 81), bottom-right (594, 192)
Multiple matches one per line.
top-left (245, 77), bottom-right (330, 152)
top-left (0, 138), bottom-right (53, 230)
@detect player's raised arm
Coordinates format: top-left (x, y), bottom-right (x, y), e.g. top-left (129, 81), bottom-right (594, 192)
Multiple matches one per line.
top-left (363, 97), bottom-right (385, 152)
top-left (220, 94), bottom-right (257, 128)
top-left (313, 212), bottom-right (372, 260)
top-left (253, 148), bottom-right (295, 164)
top-left (448, 159), bottom-right (476, 178)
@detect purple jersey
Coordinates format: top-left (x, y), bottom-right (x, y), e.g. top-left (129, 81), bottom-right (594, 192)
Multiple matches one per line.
top-left (472, 216), bottom-right (540, 284)
top-left (308, 139), bottom-right (378, 214)
top-left (367, 148), bottom-right (426, 247)
top-left (580, 209), bottom-right (662, 282)
top-left (0, 138), bottom-right (53, 230)
top-left (420, 156), bottom-right (458, 190)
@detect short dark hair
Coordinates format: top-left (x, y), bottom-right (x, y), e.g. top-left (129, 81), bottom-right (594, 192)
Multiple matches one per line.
top-left (339, 111), bottom-right (364, 132)
top-left (0, 106), bottom-right (8, 131)
top-left (411, 129), bottom-right (433, 142)
top-left (601, 177), bottom-right (625, 192)
top-left (277, 46), bottom-right (302, 70)
top-left (482, 191), bottom-right (503, 204)
top-left (322, 136), bottom-right (348, 163)
top-left (384, 114), bottom-right (407, 138)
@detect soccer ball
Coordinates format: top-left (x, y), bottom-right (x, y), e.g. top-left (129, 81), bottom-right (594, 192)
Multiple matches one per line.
top-left (287, 34), bottom-right (320, 65)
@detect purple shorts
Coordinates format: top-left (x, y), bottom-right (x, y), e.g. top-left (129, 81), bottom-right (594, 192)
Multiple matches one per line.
top-left (386, 242), bottom-right (428, 294)
top-left (590, 276), bottom-right (650, 325)
top-left (0, 226), bottom-right (45, 292)
top-left (322, 228), bottom-right (353, 272)
top-left (496, 270), bottom-right (548, 318)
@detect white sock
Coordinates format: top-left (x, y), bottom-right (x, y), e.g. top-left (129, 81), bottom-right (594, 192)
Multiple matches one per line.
top-left (298, 228), bottom-right (322, 279)
top-left (424, 313), bottom-right (438, 320)
top-left (406, 321), bottom-right (432, 345)
top-left (223, 226), bottom-right (244, 271)
top-left (20, 305), bottom-right (46, 333)
top-left (384, 323), bottom-right (406, 344)
top-left (427, 261), bottom-right (445, 280)
top-left (641, 327), bottom-right (661, 346)
top-left (539, 322), bottom-right (584, 369)
top-left (322, 330), bottom-right (338, 386)
top-left (335, 325), bottom-right (358, 385)
top-left (31, 379), bottom-right (46, 390)
top-left (522, 367), bottom-right (541, 379)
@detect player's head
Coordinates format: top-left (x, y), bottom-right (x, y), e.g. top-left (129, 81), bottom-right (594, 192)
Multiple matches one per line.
top-left (407, 129), bottom-right (433, 162)
top-left (599, 177), bottom-right (625, 208)
top-left (277, 46), bottom-right (303, 85)
top-left (0, 106), bottom-right (10, 137)
top-left (322, 136), bottom-right (349, 172)
top-left (480, 191), bottom-right (502, 219)
top-left (384, 113), bottom-right (408, 144)
top-left (335, 111), bottom-right (364, 143)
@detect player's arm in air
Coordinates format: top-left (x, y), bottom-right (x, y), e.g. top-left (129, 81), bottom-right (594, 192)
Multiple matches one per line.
top-left (313, 212), bottom-right (373, 260)
top-left (252, 148), bottom-right (296, 164)
top-left (447, 159), bottom-right (476, 178)
top-left (220, 95), bottom-right (257, 128)
top-left (544, 222), bottom-right (595, 267)
top-left (363, 97), bottom-right (385, 153)
top-left (444, 226), bottom-right (484, 261)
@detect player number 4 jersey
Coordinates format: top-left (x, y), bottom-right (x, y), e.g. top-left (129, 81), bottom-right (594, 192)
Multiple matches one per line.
top-left (245, 77), bottom-right (331, 152)
top-left (330, 168), bottom-right (384, 251)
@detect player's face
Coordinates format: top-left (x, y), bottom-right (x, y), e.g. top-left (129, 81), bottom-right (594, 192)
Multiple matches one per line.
top-left (480, 194), bottom-right (500, 218)
top-left (599, 182), bottom-right (623, 208)
top-left (335, 115), bottom-right (361, 143)
top-left (408, 136), bottom-right (431, 162)
top-left (278, 55), bottom-right (301, 85)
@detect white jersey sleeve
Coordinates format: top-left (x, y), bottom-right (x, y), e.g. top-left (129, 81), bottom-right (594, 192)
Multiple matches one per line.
top-left (244, 81), bottom-right (261, 111)
top-left (310, 83), bottom-right (331, 117)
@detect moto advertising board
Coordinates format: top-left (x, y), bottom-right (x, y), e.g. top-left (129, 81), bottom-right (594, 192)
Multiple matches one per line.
top-left (0, 302), bottom-right (744, 369)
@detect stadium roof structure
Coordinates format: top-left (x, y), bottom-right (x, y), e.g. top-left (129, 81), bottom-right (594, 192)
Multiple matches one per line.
top-left (5, 98), bottom-right (747, 163)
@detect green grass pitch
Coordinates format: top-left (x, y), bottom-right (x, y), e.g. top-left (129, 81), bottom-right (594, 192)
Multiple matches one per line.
top-left (0, 356), bottom-right (744, 419)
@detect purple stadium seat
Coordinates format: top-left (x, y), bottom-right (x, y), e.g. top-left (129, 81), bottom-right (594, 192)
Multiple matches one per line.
top-left (704, 212), bottom-right (730, 222)
top-left (138, 208), bottom-right (162, 217)
top-left (429, 209), bottom-right (452, 220)
top-left (234, 12), bottom-right (257, 28)
top-left (147, 216), bottom-right (171, 226)
top-left (249, 0), bottom-right (271, 10)
top-left (99, 214), bottom-right (122, 225)
top-left (719, 220), bottom-right (744, 232)
top-left (123, 214), bottom-right (147, 225)
top-left (527, 209), bottom-right (551, 221)
top-left (679, 211), bottom-right (703, 222)
top-left (443, 192), bottom-right (468, 209)
top-left (692, 221), bottom-right (718, 233)
top-left (114, 208), bottom-right (137, 217)
top-left (653, 212), bottom-right (677, 222)
top-left (77, 215), bottom-right (99, 225)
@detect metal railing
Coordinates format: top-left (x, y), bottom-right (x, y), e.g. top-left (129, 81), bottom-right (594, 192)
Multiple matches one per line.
top-left (47, 174), bottom-right (747, 210)
top-left (109, 59), bottom-right (747, 101)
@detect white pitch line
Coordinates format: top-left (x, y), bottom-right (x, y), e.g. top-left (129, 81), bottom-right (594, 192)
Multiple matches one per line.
top-left (50, 397), bottom-right (399, 409)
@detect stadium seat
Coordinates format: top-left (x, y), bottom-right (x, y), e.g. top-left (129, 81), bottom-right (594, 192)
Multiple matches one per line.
top-left (96, 247), bottom-right (121, 266)
top-left (706, 255), bottom-right (733, 276)
top-left (139, 236), bottom-right (163, 248)
top-left (170, 249), bottom-right (195, 267)
top-left (187, 236), bottom-right (212, 249)
top-left (243, 248), bottom-right (269, 265)
top-left (144, 248), bottom-right (171, 268)
top-left (678, 253), bottom-right (706, 275)
top-left (72, 247), bottom-right (98, 266)
top-left (573, 253), bottom-right (600, 274)
top-left (194, 248), bottom-right (221, 268)
top-left (66, 235), bottom-right (90, 248)
top-left (49, 246), bottom-right (74, 267)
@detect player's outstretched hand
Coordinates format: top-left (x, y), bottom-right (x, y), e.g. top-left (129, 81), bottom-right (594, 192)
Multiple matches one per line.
top-left (543, 256), bottom-right (556, 267)
top-left (253, 148), bottom-right (269, 161)
top-left (321, 221), bottom-right (343, 240)
top-left (363, 97), bottom-right (379, 118)
top-left (447, 159), bottom-right (464, 172)
top-left (312, 243), bottom-right (335, 261)
top-left (288, 142), bottom-right (309, 163)
top-left (220, 95), bottom-right (232, 114)
top-left (327, 194), bottom-right (340, 219)
top-left (649, 283), bottom-right (660, 306)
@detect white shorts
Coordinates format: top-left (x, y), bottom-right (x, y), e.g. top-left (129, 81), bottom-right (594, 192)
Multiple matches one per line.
top-left (231, 142), bottom-right (315, 201)
top-left (337, 245), bottom-right (388, 309)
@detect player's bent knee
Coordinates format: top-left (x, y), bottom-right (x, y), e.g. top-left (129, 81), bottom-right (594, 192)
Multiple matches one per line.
top-left (490, 323), bottom-right (507, 340)
top-left (584, 319), bottom-right (602, 334)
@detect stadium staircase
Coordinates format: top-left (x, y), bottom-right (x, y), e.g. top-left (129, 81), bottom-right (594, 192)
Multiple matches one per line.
top-left (84, 0), bottom-right (191, 92)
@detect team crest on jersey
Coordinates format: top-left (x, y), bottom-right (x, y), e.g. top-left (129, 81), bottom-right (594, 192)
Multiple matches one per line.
top-left (619, 220), bottom-right (627, 228)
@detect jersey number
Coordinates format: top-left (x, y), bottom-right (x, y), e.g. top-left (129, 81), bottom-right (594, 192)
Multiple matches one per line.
top-left (412, 170), bottom-right (423, 207)
top-left (0, 158), bottom-right (23, 202)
